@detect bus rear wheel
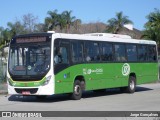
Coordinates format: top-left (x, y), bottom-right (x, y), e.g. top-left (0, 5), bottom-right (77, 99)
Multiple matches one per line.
top-left (120, 76), bottom-right (136, 93)
top-left (71, 80), bottom-right (82, 100)
top-left (127, 76), bottom-right (136, 93)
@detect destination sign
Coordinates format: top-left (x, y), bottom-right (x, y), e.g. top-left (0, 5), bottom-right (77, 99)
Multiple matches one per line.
top-left (16, 37), bottom-right (46, 43)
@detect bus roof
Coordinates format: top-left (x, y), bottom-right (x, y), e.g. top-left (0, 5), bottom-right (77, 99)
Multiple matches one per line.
top-left (52, 32), bottom-right (156, 45)
top-left (12, 31), bottom-right (156, 45)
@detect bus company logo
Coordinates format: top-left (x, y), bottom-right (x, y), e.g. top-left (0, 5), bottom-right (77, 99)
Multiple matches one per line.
top-left (122, 63), bottom-right (130, 76)
top-left (27, 65), bottom-right (32, 70)
top-left (83, 68), bottom-right (103, 75)
top-left (83, 68), bottom-right (92, 75)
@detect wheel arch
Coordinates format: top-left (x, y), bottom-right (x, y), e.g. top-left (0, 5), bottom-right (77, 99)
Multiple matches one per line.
top-left (129, 72), bottom-right (136, 81)
top-left (74, 75), bottom-right (86, 91)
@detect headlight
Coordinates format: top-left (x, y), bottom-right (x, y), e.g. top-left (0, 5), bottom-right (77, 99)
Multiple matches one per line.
top-left (7, 77), bottom-right (13, 86)
top-left (42, 75), bottom-right (52, 86)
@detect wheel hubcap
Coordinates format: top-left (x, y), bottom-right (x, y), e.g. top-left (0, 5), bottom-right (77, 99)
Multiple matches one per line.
top-left (74, 85), bottom-right (81, 95)
top-left (130, 80), bottom-right (135, 90)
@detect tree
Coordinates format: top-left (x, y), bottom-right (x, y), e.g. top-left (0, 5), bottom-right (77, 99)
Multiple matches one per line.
top-left (22, 13), bottom-right (39, 33)
top-left (1, 28), bottom-right (11, 46)
top-left (0, 26), bottom-right (13, 47)
top-left (45, 10), bottom-right (76, 33)
top-left (0, 27), bottom-right (5, 47)
top-left (57, 13), bottom-right (67, 32)
top-left (7, 21), bottom-right (24, 36)
top-left (34, 23), bottom-right (46, 32)
top-left (0, 13), bottom-right (43, 48)
top-left (62, 10), bottom-right (76, 33)
top-left (106, 12), bottom-right (133, 34)
top-left (7, 14), bottom-right (41, 35)
top-left (45, 10), bottom-right (59, 31)
top-left (73, 19), bottom-right (82, 33)
top-left (143, 8), bottom-right (160, 45)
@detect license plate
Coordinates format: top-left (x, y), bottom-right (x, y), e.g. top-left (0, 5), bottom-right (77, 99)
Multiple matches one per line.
top-left (22, 91), bottom-right (31, 95)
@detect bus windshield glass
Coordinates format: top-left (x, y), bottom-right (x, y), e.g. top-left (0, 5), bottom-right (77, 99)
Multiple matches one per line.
top-left (8, 43), bottom-right (51, 78)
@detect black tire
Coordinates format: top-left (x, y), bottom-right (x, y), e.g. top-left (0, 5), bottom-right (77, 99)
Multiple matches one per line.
top-left (127, 76), bottom-right (136, 93)
top-left (120, 76), bottom-right (136, 93)
top-left (71, 80), bottom-right (82, 100)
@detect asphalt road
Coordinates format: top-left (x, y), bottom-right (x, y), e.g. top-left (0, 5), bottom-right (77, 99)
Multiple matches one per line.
top-left (0, 83), bottom-right (160, 120)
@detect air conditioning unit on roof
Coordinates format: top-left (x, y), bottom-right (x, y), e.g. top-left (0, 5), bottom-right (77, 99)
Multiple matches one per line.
top-left (84, 33), bottom-right (132, 39)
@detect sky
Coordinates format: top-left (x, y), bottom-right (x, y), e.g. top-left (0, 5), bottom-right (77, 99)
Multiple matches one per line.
top-left (0, 0), bottom-right (160, 30)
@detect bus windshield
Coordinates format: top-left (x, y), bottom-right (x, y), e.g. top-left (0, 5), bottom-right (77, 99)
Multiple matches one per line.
top-left (8, 43), bottom-right (51, 79)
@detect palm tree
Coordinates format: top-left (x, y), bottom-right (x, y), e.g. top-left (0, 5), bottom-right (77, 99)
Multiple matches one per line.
top-left (62, 10), bottom-right (76, 33)
top-left (145, 8), bottom-right (160, 30)
top-left (143, 8), bottom-right (160, 45)
top-left (106, 12), bottom-right (133, 34)
top-left (57, 14), bottom-right (67, 32)
top-left (45, 10), bottom-right (76, 33)
top-left (45, 10), bottom-right (59, 31)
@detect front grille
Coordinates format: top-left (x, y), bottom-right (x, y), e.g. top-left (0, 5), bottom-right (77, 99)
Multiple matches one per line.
top-left (15, 88), bottom-right (38, 94)
top-left (11, 75), bottom-right (43, 81)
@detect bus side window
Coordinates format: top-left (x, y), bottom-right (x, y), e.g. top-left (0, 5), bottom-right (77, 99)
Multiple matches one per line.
top-left (148, 45), bottom-right (157, 62)
top-left (71, 42), bottom-right (78, 63)
top-left (101, 43), bottom-right (113, 62)
top-left (60, 47), bottom-right (68, 63)
top-left (77, 42), bottom-right (84, 62)
top-left (85, 42), bottom-right (100, 62)
top-left (114, 44), bottom-right (127, 62)
top-left (126, 44), bottom-right (137, 61)
top-left (138, 45), bottom-right (148, 61)
top-left (71, 41), bottom-right (84, 63)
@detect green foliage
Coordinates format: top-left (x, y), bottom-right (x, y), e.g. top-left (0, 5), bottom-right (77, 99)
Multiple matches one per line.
top-left (62, 10), bottom-right (76, 33)
top-left (106, 12), bottom-right (133, 34)
top-left (0, 27), bottom-right (11, 48)
top-left (0, 14), bottom-right (45, 48)
top-left (143, 8), bottom-right (160, 45)
top-left (45, 9), bottom-right (59, 31)
top-left (0, 10), bottom-right (81, 48)
top-left (1, 8), bottom-right (160, 49)
top-left (45, 9), bottom-right (76, 33)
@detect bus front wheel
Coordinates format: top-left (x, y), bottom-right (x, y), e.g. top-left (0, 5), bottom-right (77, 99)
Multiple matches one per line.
top-left (71, 80), bottom-right (82, 100)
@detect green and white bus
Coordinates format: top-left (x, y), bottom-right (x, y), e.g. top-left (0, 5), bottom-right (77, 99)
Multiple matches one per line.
top-left (7, 31), bottom-right (159, 100)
